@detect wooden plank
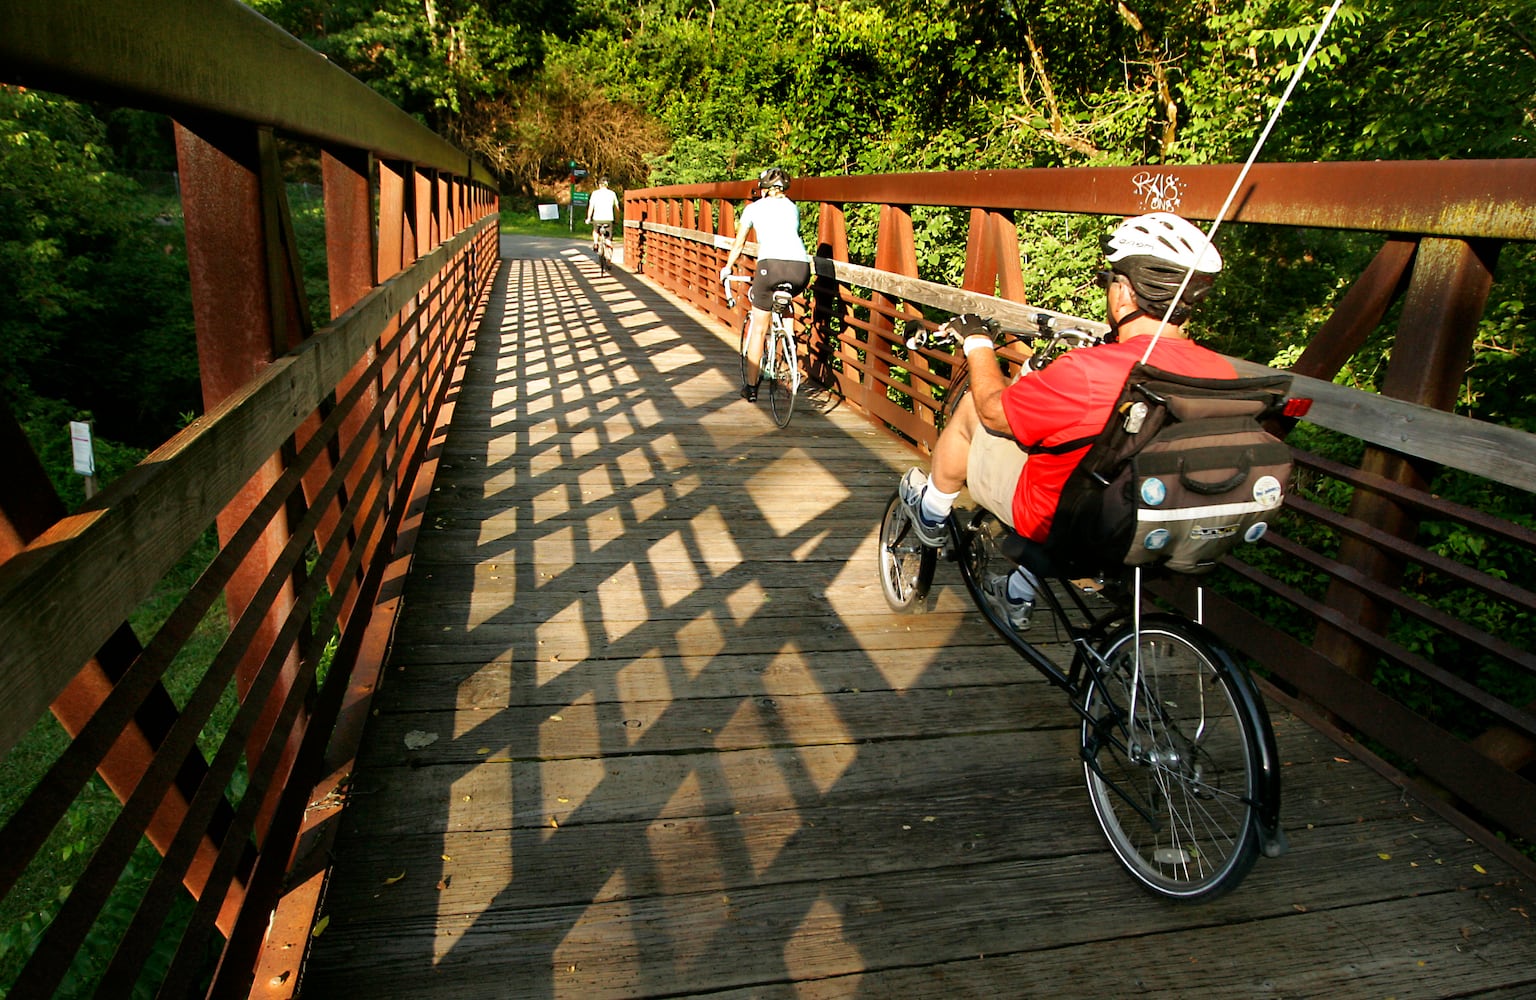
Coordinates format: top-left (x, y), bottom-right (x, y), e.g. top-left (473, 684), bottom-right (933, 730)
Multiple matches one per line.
top-left (1231, 358), bottom-right (1536, 491)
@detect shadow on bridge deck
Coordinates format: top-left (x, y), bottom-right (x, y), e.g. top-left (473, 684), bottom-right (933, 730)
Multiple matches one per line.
top-left (296, 238), bottom-right (1535, 998)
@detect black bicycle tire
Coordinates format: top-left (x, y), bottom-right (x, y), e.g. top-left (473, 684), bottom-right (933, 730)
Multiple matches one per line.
top-left (738, 315), bottom-right (751, 392)
top-left (768, 324), bottom-right (796, 427)
top-left (1080, 616), bottom-right (1265, 902)
top-left (877, 490), bottom-right (935, 612)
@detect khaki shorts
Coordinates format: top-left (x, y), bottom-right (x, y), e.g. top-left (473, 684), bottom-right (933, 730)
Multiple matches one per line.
top-left (966, 427), bottom-right (1027, 529)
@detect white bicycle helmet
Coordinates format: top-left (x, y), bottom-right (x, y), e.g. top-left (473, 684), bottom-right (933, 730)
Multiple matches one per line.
top-left (1102, 212), bottom-right (1222, 323)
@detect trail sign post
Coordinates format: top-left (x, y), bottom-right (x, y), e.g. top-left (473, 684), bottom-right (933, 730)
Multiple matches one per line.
top-left (69, 420), bottom-right (97, 499)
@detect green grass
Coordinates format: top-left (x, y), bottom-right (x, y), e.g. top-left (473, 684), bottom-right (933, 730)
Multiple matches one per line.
top-left (498, 195), bottom-right (617, 241)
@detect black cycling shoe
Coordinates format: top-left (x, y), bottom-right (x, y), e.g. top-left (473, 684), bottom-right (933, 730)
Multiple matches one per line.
top-left (741, 383), bottom-right (758, 402)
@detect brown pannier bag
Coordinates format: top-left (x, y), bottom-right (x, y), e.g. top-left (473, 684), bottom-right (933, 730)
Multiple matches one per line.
top-left (1043, 363), bottom-right (1294, 577)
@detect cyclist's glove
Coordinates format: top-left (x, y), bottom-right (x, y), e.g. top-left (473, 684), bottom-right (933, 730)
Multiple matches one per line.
top-left (944, 313), bottom-right (1000, 341)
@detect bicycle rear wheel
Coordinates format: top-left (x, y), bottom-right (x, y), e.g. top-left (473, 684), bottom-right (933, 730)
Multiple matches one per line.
top-left (1080, 616), bottom-right (1264, 901)
top-left (877, 490), bottom-right (935, 612)
top-left (767, 323), bottom-right (797, 427)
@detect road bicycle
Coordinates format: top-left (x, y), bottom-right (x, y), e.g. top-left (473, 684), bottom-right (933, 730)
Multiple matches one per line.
top-left (593, 222), bottom-right (614, 274)
top-left (723, 274), bottom-right (800, 427)
top-left (878, 316), bottom-right (1289, 902)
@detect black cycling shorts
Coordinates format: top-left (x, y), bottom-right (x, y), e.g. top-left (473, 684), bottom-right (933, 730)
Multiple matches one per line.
top-left (749, 259), bottom-right (811, 312)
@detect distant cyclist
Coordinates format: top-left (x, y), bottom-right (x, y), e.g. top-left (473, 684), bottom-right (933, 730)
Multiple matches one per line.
top-left (585, 177), bottom-right (620, 255)
top-left (720, 166), bottom-right (811, 402)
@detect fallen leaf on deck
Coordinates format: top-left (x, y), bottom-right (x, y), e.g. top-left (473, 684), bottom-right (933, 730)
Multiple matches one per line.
top-left (1378, 853), bottom-right (1392, 861)
top-left (311, 915), bottom-right (330, 938)
top-left (383, 871), bottom-right (405, 885)
top-left (404, 730), bottom-right (439, 750)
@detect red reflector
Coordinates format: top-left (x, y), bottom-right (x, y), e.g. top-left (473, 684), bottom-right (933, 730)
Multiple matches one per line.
top-left (1282, 397), bottom-right (1313, 418)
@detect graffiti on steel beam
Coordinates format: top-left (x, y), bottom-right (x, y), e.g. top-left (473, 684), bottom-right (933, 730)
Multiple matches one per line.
top-left (1131, 172), bottom-right (1185, 213)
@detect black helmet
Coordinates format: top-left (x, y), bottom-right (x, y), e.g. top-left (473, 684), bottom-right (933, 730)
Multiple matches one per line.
top-left (758, 166), bottom-right (791, 192)
top-left (1101, 212), bottom-right (1222, 323)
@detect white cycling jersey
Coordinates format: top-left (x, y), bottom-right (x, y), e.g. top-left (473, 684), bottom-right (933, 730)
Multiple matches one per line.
top-left (739, 196), bottom-right (808, 263)
top-left (586, 186), bottom-right (620, 224)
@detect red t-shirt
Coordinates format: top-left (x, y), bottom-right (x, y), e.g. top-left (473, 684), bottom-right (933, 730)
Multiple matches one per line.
top-left (1000, 336), bottom-right (1237, 541)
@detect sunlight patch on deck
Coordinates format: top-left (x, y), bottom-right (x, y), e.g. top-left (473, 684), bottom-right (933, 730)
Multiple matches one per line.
top-left (652, 343), bottom-right (706, 373)
top-left (570, 426), bottom-right (601, 459)
top-left (650, 432), bottom-right (689, 472)
top-left (718, 706), bottom-right (796, 808)
top-left (578, 464), bottom-right (615, 503)
top-left (792, 527), bottom-right (832, 563)
top-left (586, 508), bottom-right (619, 554)
top-left (530, 443), bottom-right (568, 477)
top-left (598, 562), bottom-right (643, 644)
top-left (631, 486), bottom-right (666, 524)
top-left (725, 579), bottom-right (767, 625)
top-left (631, 325), bottom-right (679, 346)
top-left (676, 610), bottom-right (725, 678)
top-left (632, 397), bottom-right (663, 427)
top-left (534, 483), bottom-right (571, 523)
top-left (747, 450), bottom-right (850, 537)
top-left (535, 524), bottom-right (576, 578)
top-left (536, 598), bottom-right (589, 675)
top-left (616, 446), bottom-right (655, 488)
top-left (785, 896), bottom-right (862, 984)
top-left (692, 507), bottom-right (742, 576)
top-left (649, 530), bottom-right (702, 608)
top-left (603, 410), bottom-right (635, 443)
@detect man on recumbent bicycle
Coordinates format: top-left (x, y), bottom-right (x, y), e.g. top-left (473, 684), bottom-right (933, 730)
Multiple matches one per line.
top-left (898, 212), bottom-right (1235, 630)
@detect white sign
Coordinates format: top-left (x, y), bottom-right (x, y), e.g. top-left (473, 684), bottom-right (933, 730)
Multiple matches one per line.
top-left (69, 420), bottom-right (95, 476)
top-left (537, 204), bottom-right (559, 221)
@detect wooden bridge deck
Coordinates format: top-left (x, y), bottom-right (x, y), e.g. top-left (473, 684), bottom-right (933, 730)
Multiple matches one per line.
top-left (296, 238), bottom-right (1536, 998)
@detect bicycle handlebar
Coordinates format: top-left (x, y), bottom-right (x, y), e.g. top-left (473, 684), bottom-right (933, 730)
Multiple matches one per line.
top-left (722, 273), bottom-right (752, 309)
top-left (906, 311), bottom-right (1103, 370)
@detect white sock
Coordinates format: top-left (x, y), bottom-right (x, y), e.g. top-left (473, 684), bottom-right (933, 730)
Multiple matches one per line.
top-left (1007, 567), bottom-right (1039, 604)
top-left (920, 483), bottom-right (959, 524)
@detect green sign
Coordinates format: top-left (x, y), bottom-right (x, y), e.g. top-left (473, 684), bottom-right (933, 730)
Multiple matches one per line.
top-left (572, 192), bottom-right (590, 206)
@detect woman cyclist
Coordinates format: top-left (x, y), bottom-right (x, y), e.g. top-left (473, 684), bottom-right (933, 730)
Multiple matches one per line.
top-left (720, 166), bottom-right (812, 402)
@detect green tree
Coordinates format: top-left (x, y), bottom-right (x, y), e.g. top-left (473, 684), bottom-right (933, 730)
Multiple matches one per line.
top-left (0, 87), bottom-right (199, 446)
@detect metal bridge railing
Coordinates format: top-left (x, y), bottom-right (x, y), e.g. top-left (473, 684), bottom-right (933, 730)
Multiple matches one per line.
top-left (0, 1), bottom-right (498, 994)
top-left (624, 162), bottom-right (1536, 869)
